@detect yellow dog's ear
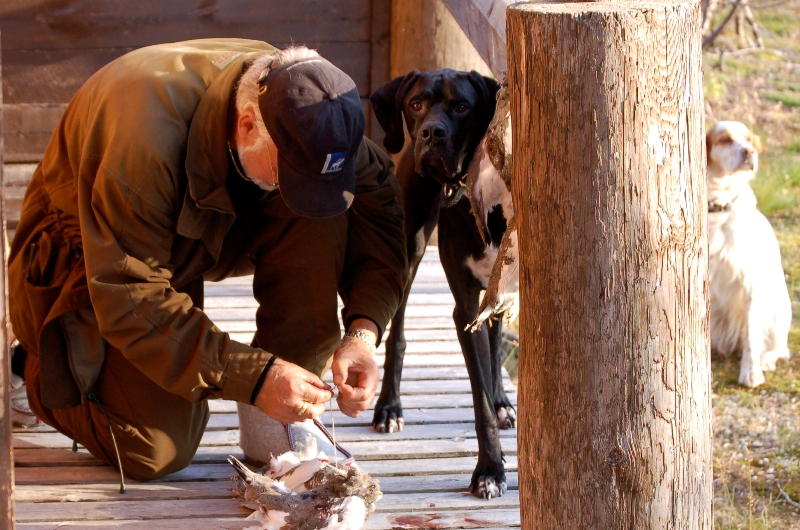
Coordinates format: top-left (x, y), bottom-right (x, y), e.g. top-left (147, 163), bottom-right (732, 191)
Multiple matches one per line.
top-left (706, 128), bottom-right (715, 159)
top-left (751, 133), bottom-right (763, 153)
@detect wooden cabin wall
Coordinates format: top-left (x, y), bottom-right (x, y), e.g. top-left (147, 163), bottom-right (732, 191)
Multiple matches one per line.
top-left (0, 0), bottom-right (390, 229)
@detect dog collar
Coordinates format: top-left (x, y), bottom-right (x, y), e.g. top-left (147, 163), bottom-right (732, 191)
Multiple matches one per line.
top-left (443, 179), bottom-right (465, 200)
top-left (440, 169), bottom-right (470, 204)
top-left (708, 200), bottom-right (731, 213)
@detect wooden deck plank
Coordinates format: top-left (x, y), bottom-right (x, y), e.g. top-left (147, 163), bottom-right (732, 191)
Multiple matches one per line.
top-left (207, 393), bottom-right (516, 413)
top-left (19, 513), bottom-right (520, 530)
top-left (15, 475), bottom-right (518, 510)
top-left (15, 455), bottom-right (521, 486)
top-left (15, 483), bottom-right (519, 522)
top-left (14, 421), bottom-right (517, 450)
top-left (27, 405), bottom-right (495, 431)
top-left (15, 456), bottom-right (520, 486)
top-left (15, 481), bottom-right (519, 507)
top-left (206, 304), bottom-right (456, 321)
top-left (202, 292), bottom-right (456, 308)
top-left (186, 438), bottom-right (518, 462)
top-left (212, 317), bottom-right (460, 331)
top-left (14, 435), bottom-right (518, 468)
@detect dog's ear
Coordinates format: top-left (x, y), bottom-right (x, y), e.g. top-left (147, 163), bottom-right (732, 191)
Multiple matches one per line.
top-left (751, 133), bottom-right (763, 153)
top-left (370, 71), bottom-right (420, 154)
top-left (467, 72), bottom-right (501, 130)
top-left (706, 127), bottom-right (715, 160)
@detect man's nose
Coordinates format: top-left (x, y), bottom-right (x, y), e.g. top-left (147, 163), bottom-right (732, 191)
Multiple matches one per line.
top-left (419, 122), bottom-right (447, 144)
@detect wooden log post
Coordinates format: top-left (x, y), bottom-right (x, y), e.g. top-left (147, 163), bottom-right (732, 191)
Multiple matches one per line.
top-left (507, 1), bottom-right (711, 527)
top-left (0, 34), bottom-right (16, 530)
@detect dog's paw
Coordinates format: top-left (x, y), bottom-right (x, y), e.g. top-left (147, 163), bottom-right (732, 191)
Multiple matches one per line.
top-left (371, 402), bottom-right (405, 434)
top-left (470, 469), bottom-right (507, 500)
top-left (762, 348), bottom-right (791, 372)
top-left (738, 367), bottom-right (765, 388)
top-left (496, 405), bottom-right (517, 429)
top-left (761, 354), bottom-right (778, 372)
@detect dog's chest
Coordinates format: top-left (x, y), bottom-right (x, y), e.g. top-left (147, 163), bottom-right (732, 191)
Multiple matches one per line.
top-left (464, 172), bottom-right (510, 287)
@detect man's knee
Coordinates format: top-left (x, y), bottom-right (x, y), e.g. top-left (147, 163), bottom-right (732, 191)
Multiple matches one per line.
top-left (111, 401), bottom-right (208, 481)
top-left (119, 437), bottom-right (197, 481)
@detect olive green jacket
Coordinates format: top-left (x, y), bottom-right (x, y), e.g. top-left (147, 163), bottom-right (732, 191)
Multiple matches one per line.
top-left (9, 39), bottom-right (407, 409)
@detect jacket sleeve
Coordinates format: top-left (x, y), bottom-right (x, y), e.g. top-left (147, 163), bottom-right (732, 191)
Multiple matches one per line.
top-left (339, 138), bottom-right (409, 339)
top-left (80, 162), bottom-right (272, 404)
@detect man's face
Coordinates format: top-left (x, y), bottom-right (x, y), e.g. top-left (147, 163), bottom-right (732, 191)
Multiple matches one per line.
top-left (238, 133), bottom-right (279, 191)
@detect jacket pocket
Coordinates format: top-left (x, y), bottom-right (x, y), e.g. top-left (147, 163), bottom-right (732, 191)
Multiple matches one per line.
top-left (23, 231), bottom-right (85, 409)
top-left (23, 232), bottom-right (78, 327)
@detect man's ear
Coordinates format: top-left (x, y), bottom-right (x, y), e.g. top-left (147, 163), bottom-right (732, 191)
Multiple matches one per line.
top-left (235, 108), bottom-right (260, 149)
top-left (369, 71), bottom-right (420, 154)
top-left (467, 72), bottom-right (501, 131)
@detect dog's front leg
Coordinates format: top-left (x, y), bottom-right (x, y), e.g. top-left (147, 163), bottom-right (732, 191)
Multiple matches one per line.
top-left (373, 285), bottom-right (411, 433)
top-left (487, 317), bottom-right (517, 429)
top-left (453, 301), bottom-right (507, 499)
top-left (373, 164), bottom-right (441, 434)
top-left (739, 292), bottom-right (767, 387)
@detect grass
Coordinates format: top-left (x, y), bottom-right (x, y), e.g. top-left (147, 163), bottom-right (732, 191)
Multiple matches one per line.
top-left (763, 91), bottom-right (800, 109)
top-left (751, 153), bottom-right (800, 216)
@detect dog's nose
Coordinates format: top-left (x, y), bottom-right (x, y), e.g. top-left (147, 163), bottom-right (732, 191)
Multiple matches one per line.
top-left (419, 122), bottom-right (447, 144)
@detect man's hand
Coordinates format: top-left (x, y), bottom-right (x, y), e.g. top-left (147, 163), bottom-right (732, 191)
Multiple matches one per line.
top-left (332, 318), bottom-right (380, 417)
top-left (254, 358), bottom-right (333, 424)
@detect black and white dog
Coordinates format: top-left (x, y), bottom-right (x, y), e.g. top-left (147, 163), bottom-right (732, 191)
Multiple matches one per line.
top-left (369, 69), bottom-right (515, 499)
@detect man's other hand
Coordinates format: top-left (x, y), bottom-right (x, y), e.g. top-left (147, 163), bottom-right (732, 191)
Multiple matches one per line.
top-left (332, 318), bottom-right (380, 417)
top-left (254, 358), bottom-right (333, 424)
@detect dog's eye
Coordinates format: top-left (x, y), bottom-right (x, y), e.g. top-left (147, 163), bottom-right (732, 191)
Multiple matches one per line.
top-left (719, 137), bottom-right (732, 145)
top-left (455, 104), bottom-right (469, 113)
top-left (409, 101), bottom-right (423, 112)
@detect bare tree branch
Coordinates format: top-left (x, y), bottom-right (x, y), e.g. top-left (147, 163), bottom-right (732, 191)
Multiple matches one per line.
top-left (703, 0), bottom-right (743, 50)
top-left (777, 482), bottom-right (800, 511)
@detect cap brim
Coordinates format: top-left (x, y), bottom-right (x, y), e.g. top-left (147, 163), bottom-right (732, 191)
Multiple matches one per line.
top-left (277, 154), bottom-right (356, 218)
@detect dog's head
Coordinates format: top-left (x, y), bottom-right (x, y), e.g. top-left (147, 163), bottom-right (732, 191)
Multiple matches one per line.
top-left (370, 69), bottom-right (499, 185)
top-left (707, 121), bottom-right (762, 178)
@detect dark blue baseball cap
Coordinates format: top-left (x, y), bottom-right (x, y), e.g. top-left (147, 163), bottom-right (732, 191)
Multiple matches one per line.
top-left (258, 56), bottom-right (365, 218)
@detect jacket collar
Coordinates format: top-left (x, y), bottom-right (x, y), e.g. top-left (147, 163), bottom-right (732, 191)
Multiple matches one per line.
top-left (178, 48), bottom-right (275, 258)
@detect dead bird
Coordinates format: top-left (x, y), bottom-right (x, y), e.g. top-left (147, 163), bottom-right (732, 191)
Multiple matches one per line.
top-left (228, 442), bottom-right (382, 530)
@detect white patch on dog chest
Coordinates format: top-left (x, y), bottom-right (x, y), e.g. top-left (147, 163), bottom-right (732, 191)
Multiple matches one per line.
top-left (466, 247), bottom-right (498, 287)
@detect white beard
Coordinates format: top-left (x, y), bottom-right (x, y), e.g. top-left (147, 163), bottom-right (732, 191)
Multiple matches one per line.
top-left (239, 135), bottom-right (279, 191)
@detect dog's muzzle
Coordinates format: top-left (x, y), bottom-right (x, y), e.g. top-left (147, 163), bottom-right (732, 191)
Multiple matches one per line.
top-left (739, 155), bottom-right (755, 171)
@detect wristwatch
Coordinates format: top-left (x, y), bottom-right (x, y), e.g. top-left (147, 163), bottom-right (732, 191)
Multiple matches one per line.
top-left (344, 329), bottom-right (377, 354)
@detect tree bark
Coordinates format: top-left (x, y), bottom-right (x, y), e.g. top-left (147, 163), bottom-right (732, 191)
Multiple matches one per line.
top-left (0, 34), bottom-right (16, 530)
top-left (507, 1), bottom-right (712, 527)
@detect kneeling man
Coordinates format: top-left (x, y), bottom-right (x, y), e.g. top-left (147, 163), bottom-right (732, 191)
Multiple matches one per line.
top-left (9, 39), bottom-right (407, 483)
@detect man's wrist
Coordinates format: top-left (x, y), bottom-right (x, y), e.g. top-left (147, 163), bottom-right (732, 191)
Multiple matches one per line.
top-left (344, 328), bottom-right (377, 354)
top-left (249, 355), bottom-right (277, 404)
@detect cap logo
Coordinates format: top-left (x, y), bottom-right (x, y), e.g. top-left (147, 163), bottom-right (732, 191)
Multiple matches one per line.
top-left (321, 151), bottom-right (348, 174)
